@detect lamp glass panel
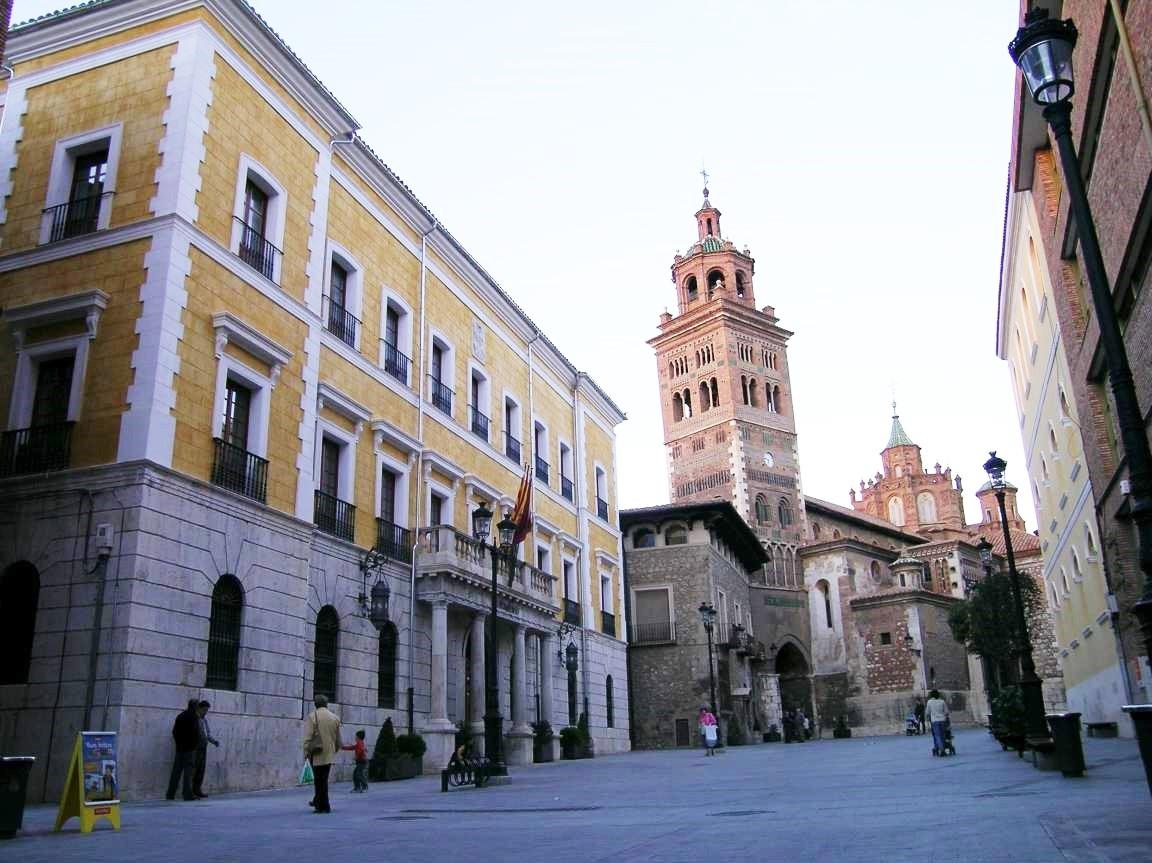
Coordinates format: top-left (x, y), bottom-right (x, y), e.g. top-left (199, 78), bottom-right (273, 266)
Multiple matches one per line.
top-left (1019, 40), bottom-right (1074, 104)
top-left (472, 505), bottom-right (493, 540)
top-left (497, 517), bottom-right (517, 547)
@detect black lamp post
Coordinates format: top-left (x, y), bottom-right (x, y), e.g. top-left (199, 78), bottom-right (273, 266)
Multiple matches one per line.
top-left (564, 640), bottom-right (579, 727)
top-left (697, 602), bottom-right (719, 728)
top-left (472, 501), bottom-right (518, 776)
top-left (984, 452), bottom-right (1050, 744)
top-left (1010, 8), bottom-right (1152, 667)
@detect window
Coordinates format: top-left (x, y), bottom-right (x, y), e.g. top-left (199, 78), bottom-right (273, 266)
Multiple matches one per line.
top-left (880, 632), bottom-right (892, 646)
top-left (816, 579), bottom-right (832, 628)
top-left (314, 423), bottom-right (357, 542)
top-left (755, 494), bottom-right (770, 524)
top-left (717, 589), bottom-right (728, 632)
top-left (632, 587), bottom-right (674, 643)
top-left (534, 420), bottom-right (550, 484)
top-left (686, 276), bottom-right (698, 302)
top-left (870, 561), bottom-right (881, 581)
top-left (313, 605), bottom-right (339, 703)
top-left (378, 622), bottom-right (398, 709)
top-left (470, 367), bottom-right (490, 442)
top-left (379, 467), bottom-right (397, 525)
top-left (633, 528), bottom-right (655, 548)
top-left (379, 295), bottom-right (413, 385)
top-left (536, 544), bottom-right (552, 574)
top-left (1072, 550), bottom-right (1083, 582)
top-left (428, 337), bottom-right (454, 416)
top-left (559, 442), bottom-right (574, 501)
top-left (748, 379), bottom-right (759, 408)
top-left (0, 562), bottom-right (39, 684)
top-left (212, 376), bottom-right (268, 501)
top-left (41, 124), bottom-right (121, 244)
top-left (601, 574), bottom-right (613, 613)
top-left (324, 254), bottom-right (362, 349)
top-left (230, 156), bottom-right (286, 283)
top-left (710, 377), bottom-right (719, 407)
top-left (606, 674), bottom-right (615, 728)
top-left (888, 497), bottom-right (905, 526)
top-left (665, 525), bottom-right (688, 545)
top-left (205, 575), bottom-right (243, 690)
top-left (504, 396), bottom-right (522, 463)
top-left (429, 492), bottom-right (445, 526)
top-left (562, 560), bottom-right (576, 599)
top-left (1084, 523), bottom-right (1098, 558)
top-left (777, 497), bottom-right (793, 527)
top-left (595, 466), bottom-right (609, 521)
top-left (917, 492), bottom-right (937, 523)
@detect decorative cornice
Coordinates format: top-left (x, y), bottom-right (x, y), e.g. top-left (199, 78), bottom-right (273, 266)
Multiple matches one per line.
top-left (371, 420), bottom-right (420, 457)
top-left (316, 381), bottom-right (371, 431)
top-left (4, 289), bottom-right (109, 348)
top-left (212, 311), bottom-right (291, 387)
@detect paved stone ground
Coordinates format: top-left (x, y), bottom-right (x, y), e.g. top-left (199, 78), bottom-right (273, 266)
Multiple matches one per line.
top-left (7, 729), bottom-right (1150, 862)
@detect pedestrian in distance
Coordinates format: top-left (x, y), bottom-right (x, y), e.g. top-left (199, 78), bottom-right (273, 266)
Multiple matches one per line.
top-left (166, 698), bottom-right (202, 801)
top-left (925, 689), bottom-right (950, 755)
top-left (699, 707), bottom-right (718, 756)
top-left (341, 729), bottom-right (368, 792)
top-left (303, 695), bottom-right (342, 813)
top-left (913, 699), bottom-right (926, 735)
top-left (193, 699), bottom-right (221, 798)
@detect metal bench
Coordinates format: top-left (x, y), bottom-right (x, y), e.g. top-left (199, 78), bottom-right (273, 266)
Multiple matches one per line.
top-left (440, 754), bottom-right (492, 792)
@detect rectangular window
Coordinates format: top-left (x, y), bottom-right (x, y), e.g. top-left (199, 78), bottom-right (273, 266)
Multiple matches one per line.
top-left (52, 148), bottom-right (109, 240)
top-left (379, 467), bottom-right (397, 524)
top-left (320, 438), bottom-right (340, 497)
top-left (562, 560), bottom-right (575, 598)
top-left (632, 588), bottom-right (673, 643)
top-left (601, 575), bottom-right (612, 613)
top-left (238, 180), bottom-right (273, 278)
top-left (385, 306), bottom-right (400, 349)
top-left (222, 379), bottom-right (252, 451)
top-left (31, 357), bottom-right (75, 427)
top-left (880, 631), bottom-right (892, 645)
top-left (430, 492), bottom-right (445, 527)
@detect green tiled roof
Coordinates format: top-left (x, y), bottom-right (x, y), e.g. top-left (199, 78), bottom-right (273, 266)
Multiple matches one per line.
top-left (886, 413), bottom-right (915, 448)
top-left (701, 235), bottom-right (723, 253)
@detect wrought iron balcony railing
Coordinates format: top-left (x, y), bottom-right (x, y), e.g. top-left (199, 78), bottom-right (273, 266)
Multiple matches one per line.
top-left (535, 455), bottom-right (550, 484)
top-left (210, 437), bottom-right (268, 503)
top-left (0, 422), bottom-right (74, 478)
top-left (631, 620), bottom-right (675, 645)
top-left (428, 376), bottom-right (453, 416)
top-left (597, 497), bottom-right (609, 521)
top-left (381, 340), bottom-right (410, 384)
top-left (601, 610), bottom-right (616, 637)
top-left (43, 192), bottom-right (112, 243)
top-left (314, 489), bottom-right (355, 542)
top-left (563, 598), bottom-right (581, 626)
top-left (470, 406), bottom-right (490, 442)
top-left (324, 296), bottom-right (360, 348)
top-left (505, 432), bottom-right (521, 465)
top-left (375, 518), bottom-right (413, 564)
top-left (235, 217), bottom-right (281, 281)
top-left (561, 476), bottom-right (573, 501)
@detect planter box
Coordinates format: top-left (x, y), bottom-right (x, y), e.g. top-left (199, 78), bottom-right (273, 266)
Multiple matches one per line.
top-left (373, 754), bottom-right (422, 781)
top-left (533, 740), bottom-right (554, 763)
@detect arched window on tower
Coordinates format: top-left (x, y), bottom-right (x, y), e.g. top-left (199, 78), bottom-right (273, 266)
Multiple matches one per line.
top-left (755, 494), bottom-right (770, 524)
top-left (735, 271), bottom-right (746, 297)
top-left (672, 392), bottom-right (684, 421)
top-left (816, 579), bottom-right (833, 628)
top-left (766, 387), bottom-right (776, 413)
top-left (699, 381), bottom-right (711, 412)
top-left (748, 379), bottom-right (759, 408)
top-left (773, 385), bottom-right (783, 414)
top-left (683, 389), bottom-right (693, 418)
top-left (917, 492), bottom-right (937, 523)
top-left (710, 377), bottom-right (719, 407)
top-left (888, 497), bottom-right (905, 526)
top-left (707, 269), bottom-right (724, 296)
top-left (686, 276), bottom-right (698, 302)
top-left (777, 497), bottom-right (793, 527)
top-left (741, 376), bottom-right (749, 405)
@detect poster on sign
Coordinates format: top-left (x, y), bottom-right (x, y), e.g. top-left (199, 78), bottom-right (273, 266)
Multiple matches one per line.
top-left (81, 732), bottom-right (118, 804)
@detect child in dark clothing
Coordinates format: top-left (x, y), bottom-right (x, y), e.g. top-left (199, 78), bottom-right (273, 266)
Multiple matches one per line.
top-left (341, 729), bottom-right (368, 792)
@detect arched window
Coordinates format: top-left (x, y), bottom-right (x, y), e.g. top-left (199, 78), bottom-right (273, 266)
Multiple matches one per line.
top-left (699, 381), bottom-right (711, 411)
top-left (1084, 523), bottom-right (1098, 558)
top-left (314, 605), bottom-right (339, 703)
top-left (710, 377), bottom-right (719, 407)
top-left (606, 674), bottom-right (615, 728)
top-left (888, 497), bottom-right (905, 526)
top-left (1071, 550), bottom-right (1082, 582)
top-left (1060, 568), bottom-right (1071, 595)
top-left (832, 528), bottom-right (842, 539)
top-left (748, 379), bottom-right (759, 408)
top-left (672, 392), bottom-right (684, 421)
top-left (755, 494), bottom-right (770, 524)
top-left (378, 621), bottom-right (398, 708)
top-left (686, 276), bottom-right (698, 302)
top-left (633, 528), bottom-right (656, 548)
top-left (205, 574), bottom-right (244, 690)
top-left (916, 492), bottom-right (937, 523)
top-left (665, 525), bottom-right (688, 545)
top-left (1049, 424), bottom-right (1058, 453)
top-left (735, 271), bottom-right (746, 297)
top-left (741, 375), bottom-right (749, 405)
top-left (777, 497), bottom-right (793, 527)
top-left (816, 579), bottom-right (833, 628)
top-left (870, 561), bottom-right (881, 580)
top-left (812, 523), bottom-right (822, 540)
top-left (683, 390), bottom-right (693, 418)
top-left (0, 562), bottom-right (40, 685)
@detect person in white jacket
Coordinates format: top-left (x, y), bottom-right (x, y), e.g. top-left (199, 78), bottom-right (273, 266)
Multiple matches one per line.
top-left (925, 689), bottom-right (950, 753)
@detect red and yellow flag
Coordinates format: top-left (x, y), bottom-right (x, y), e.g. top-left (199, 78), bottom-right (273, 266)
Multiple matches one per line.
top-left (511, 462), bottom-right (533, 545)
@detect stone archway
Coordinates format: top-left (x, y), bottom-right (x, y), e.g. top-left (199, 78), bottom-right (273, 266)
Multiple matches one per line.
top-left (775, 642), bottom-right (812, 732)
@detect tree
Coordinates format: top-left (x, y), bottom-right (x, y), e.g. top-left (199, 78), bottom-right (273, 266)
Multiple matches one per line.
top-left (948, 569), bottom-right (1043, 689)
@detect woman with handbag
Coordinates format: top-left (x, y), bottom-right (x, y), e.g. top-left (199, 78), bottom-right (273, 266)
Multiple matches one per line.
top-left (303, 695), bottom-right (343, 813)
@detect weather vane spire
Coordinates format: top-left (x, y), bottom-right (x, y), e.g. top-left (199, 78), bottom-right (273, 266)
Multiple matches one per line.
top-left (700, 164), bottom-right (711, 203)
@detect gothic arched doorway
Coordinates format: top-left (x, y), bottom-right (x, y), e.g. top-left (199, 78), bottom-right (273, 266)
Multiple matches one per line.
top-left (775, 642), bottom-right (812, 723)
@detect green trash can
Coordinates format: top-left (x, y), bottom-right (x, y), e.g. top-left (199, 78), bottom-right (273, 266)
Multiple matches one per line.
top-left (0, 757), bottom-right (36, 839)
top-left (1045, 712), bottom-right (1085, 778)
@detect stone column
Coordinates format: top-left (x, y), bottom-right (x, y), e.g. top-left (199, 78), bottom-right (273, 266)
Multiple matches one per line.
top-left (420, 599), bottom-right (456, 772)
top-left (539, 630), bottom-right (555, 725)
top-left (469, 612), bottom-right (486, 750)
top-left (512, 625), bottom-right (530, 732)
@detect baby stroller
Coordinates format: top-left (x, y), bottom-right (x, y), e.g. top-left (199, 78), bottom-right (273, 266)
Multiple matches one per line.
top-left (931, 719), bottom-right (956, 756)
top-left (905, 714), bottom-right (920, 736)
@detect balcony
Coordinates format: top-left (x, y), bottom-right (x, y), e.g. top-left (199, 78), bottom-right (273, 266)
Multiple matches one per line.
top-left (470, 405), bottom-right (490, 442)
top-left (723, 623), bottom-right (745, 651)
top-left (505, 432), bottom-right (521, 465)
top-left (535, 455), bottom-right (550, 484)
top-left (381, 340), bottom-right (410, 384)
top-left (43, 192), bottom-right (112, 243)
top-left (601, 610), bottom-right (616, 637)
top-left (314, 489), bottom-right (355, 542)
top-left (428, 376), bottom-right (453, 416)
top-left (375, 518), bottom-right (413, 564)
top-left (324, 296), bottom-right (360, 348)
top-left (210, 437), bottom-right (268, 503)
top-left (417, 525), bottom-right (558, 611)
top-left (0, 422), bottom-right (74, 478)
top-left (596, 497), bottom-right (609, 521)
top-left (235, 217), bottom-right (281, 281)
top-left (631, 620), bottom-right (675, 645)
top-left (563, 598), bottom-right (581, 626)
top-left (561, 476), bottom-right (573, 501)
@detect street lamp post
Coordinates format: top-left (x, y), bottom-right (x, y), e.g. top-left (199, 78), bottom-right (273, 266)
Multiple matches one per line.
top-left (984, 453), bottom-right (1050, 745)
top-left (697, 602), bottom-right (719, 734)
top-left (1010, 8), bottom-right (1152, 668)
top-left (472, 502), bottom-right (518, 776)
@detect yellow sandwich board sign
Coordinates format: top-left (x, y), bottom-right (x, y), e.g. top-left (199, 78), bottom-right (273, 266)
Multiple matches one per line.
top-left (54, 732), bottom-right (121, 833)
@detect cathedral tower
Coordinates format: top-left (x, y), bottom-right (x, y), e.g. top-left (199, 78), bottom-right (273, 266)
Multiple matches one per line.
top-left (649, 188), bottom-right (806, 565)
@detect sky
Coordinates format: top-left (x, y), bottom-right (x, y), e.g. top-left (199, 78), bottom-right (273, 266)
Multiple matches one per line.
top-left (11, 0), bottom-right (1036, 528)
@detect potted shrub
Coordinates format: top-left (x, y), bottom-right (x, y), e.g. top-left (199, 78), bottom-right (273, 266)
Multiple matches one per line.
top-left (532, 721), bottom-right (555, 763)
top-left (393, 732), bottom-right (426, 778)
top-left (991, 686), bottom-right (1027, 757)
top-left (369, 719), bottom-right (424, 781)
top-left (832, 715), bottom-right (852, 739)
top-left (559, 726), bottom-right (582, 760)
top-left (369, 717), bottom-right (397, 781)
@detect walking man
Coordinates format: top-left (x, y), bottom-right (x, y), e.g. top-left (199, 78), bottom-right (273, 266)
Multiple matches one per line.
top-left (193, 700), bottom-right (221, 798)
top-left (303, 695), bottom-right (342, 813)
top-left (925, 689), bottom-right (950, 755)
top-left (166, 698), bottom-right (201, 801)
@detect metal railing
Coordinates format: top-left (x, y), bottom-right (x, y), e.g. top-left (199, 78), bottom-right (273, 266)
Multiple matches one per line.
top-left (324, 296), bottom-right (360, 347)
top-left (43, 192), bottom-right (112, 243)
top-left (416, 525), bottom-right (557, 608)
top-left (235, 217), bottom-right (281, 281)
top-left (428, 376), bottom-right (453, 415)
top-left (505, 432), bottom-right (521, 465)
top-left (381, 340), bottom-right (410, 384)
top-left (563, 598), bottom-right (581, 626)
top-left (314, 489), bottom-right (355, 541)
top-left (210, 437), bottom-right (268, 503)
top-left (0, 422), bottom-right (74, 477)
top-left (631, 620), bottom-right (675, 644)
top-left (375, 519), bottom-right (413, 563)
top-left (601, 610), bottom-right (616, 637)
top-left (535, 455), bottom-right (550, 484)
top-left (596, 497), bottom-right (609, 521)
top-left (470, 405), bottom-right (490, 442)
top-left (561, 476), bottom-right (573, 501)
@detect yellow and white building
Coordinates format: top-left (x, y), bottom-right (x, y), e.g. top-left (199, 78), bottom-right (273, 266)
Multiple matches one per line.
top-left (0, 0), bottom-right (628, 800)
top-left (998, 176), bottom-right (1132, 735)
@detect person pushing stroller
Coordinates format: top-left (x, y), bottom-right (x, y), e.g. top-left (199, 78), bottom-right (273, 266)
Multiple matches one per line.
top-left (925, 689), bottom-right (954, 756)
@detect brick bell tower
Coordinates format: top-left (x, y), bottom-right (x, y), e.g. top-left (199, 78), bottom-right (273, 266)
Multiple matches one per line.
top-left (649, 186), bottom-right (806, 558)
